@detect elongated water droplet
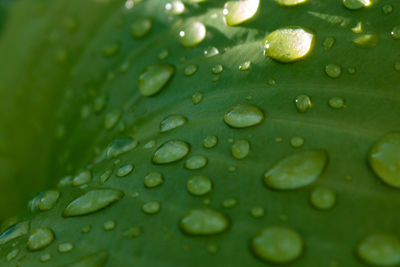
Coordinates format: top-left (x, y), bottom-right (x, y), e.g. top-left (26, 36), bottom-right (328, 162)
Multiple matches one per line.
top-left (116, 164), bottom-right (134, 177)
top-left (72, 170), bottom-right (92, 186)
top-left (0, 221), bottom-right (29, 245)
top-left (104, 110), bottom-right (121, 130)
top-left (187, 175), bottom-right (212, 196)
top-left (107, 137), bottom-right (138, 159)
top-left (264, 27), bottom-right (315, 63)
top-left (158, 49), bottom-right (169, 60)
top-left (63, 189), bottom-right (124, 217)
top-left (325, 64), bottom-right (341, 78)
top-left (65, 250), bottom-right (109, 267)
top-left (204, 46), bottom-right (219, 58)
top-left (232, 139), bottom-right (250, 159)
top-left (180, 208), bottom-right (229, 235)
top-left (357, 233), bottom-right (400, 266)
top-left (323, 37), bottom-right (335, 51)
top-left (250, 206), bottom-right (265, 218)
top-left (179, 21), bottom-right (206, 48)
top-left (185, 155), bottom-right (208, 170)
top-left (58, 242), bottom-right (74, 253)
top-left (103, 220), bottom-right (116, 231)
top-left (264, 150), bottom-right (328, 190)
top-left (294, 95), bottom-right (312, 113)
top-left (144, 171), bottom-right (164, 188)
top-left (328, 97), bottom-right (345, 109)
top-left (138, 64), bottom-right (175, 96)
top-left (353, 34), bottom-right (379, 48)
top-left (221, 198), bottom-right (238, 208)
top-left (223, 0), bottom-right (260, 26)
top-left (391, 26), bottom-right (400, 39)
top-left (99, 170), bottom-right (112, 184)
top-left (142, 201), bottom-right (161, 214)
top-left (6, 248), bottom-right (19, 261)
top-left (224, 103), bottom-right (264, 128)
top-left (130, 18), bottom-right (152, 39)
top-left (310, 187), bottom-right (336, 210)
top-left (203, 135), bottom-right (218, 148)
top-left (252, 226), bottom-right (303, 264)
top-left (192, 91), bottom-right (204, 104)
top-left (0, 216), bottom-right (18, 233)
top-left (28, 228), bottom-right (54, 251)
top-left (278, 0), bottom-right (307, 6)
top-left (39, 190), bottom-right (60, 211)
top-left (342, 0), bottom-right (371, 10)
top-left (40, 253), bottom-right (52, 262)
top-left (160, 115), bottom-right (188, 132)
top-left (184, 64), bottom-right (198, 76)
top-left (152, 140), bottom-right (190, 164)
top-left (368, 132), bottom-right (400, 188)
top-left (239, 61), bottom-right (251, 71)
top-left (290, 136), bottom-right (305, 148)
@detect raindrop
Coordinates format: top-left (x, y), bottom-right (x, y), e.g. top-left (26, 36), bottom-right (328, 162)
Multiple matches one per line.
top-left (104, 110), bottom-right (121, 130)
top-left (192, 92), bottom-right (204, 104)
top-left (6, 249), bottom-right (19, 262)
top-left (180, 208), bottom-right (229, 235)
top-left (81, 225), bottom-right (91, 234)
top-left (39, 190), bottom-right (60, 211)
top-left (100, 170), bottom-right (112, 184)
top-left (342, 0), bottom-right (371, 10)
top-left (102, 43), bottom-right (120, 57)
top-left (130, 18), bottom-right (152, 39)
top-left (204, 46), bottom-right (219, 58)
top-left (290, 136), bottom-right (305, 148)
top-left (107, 137), bottom-right (138, 159)
top-left (27, 228), bottom-right (55, 251)
top-left (382, 4), bottom-right (393, 14)
top-left (0, 221), bottom-right (29, 245)
top-left (203, 135), bottom-right (218, 148)
top-left (179, 21), bottom-right (206, 48)
top-left (184, 64), bottom-right (198, 76)
top-left (165, 0), bottom-right (185, 15)
top-left (221, 198), bottom-right (238, 208)
top-left (323, 37), bottom-right (335, 51)
top-left (72, 170), bottom-right (92, 186)
top-left (223, 0), bottom-right (260, 26)
top-left (238, 61), bottom-right (251, 71)
top-left (184, 155), bottom-right (208, 170)
top-left (158, 49), bottom-right (169, 60)
top-left (144, 171), bottom-right (164, 188)
top-left (138, 64), bottom-right (175, 96)
top-left (224, 103), bottom-right (264, 128)
top-left (351, 21), bottom-right (363, 34)
top-left (325, 64), bottom-right (341, 78)
top-left (58, 242), bottom-right (74, 253)
top-left (328, 97), bottom-right (345, 109)
top-left (232, 139), bottom-right (250, 159)
top-left (103, 220), bottom-right (116, 231)
top-left (116, 164), bottom-right (134, 177)
top-left (40, 253), bottom-right (52, 263)
top-left (278, 0), bottom-right (307, 6)
top-left (357, 233), bottom-right (400, 266)
top-left (212, 64), bottom-right (224, 74)
top-left (353, 34), bottom-right (379, 48)
top-left (152, 140), bottom-right (190, 164)
top-left (310, 187), bottom-right (336, 210)
top-left (250, 206), bottom-right (265, 218)
top-left (187, 175), bottom-right (213, 196)
top-left (160, 115), bottom-right (188, 132)
top-left (391, 26), bottom-right (400, 39)
top-left (142, 201), bottom-right (161, 214)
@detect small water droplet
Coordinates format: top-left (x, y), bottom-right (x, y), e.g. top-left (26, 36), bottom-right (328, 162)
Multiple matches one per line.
top-left (353, 34), bottom-right (379, 48)
top-left (325, 64), bottom-right (342, 78)
top-left (323, 37), bottom-right (335, 51)
top-left (221, 198), bottom-right (238, 208)
top-left (368, 132), bottom-right (400, 188)
top-left (310, 186), bottom-right (336, 210)
top-left (238, 61), bottom-right (251, 71)
top-left (204, 46), bottom-right (219, 58)
top-left (187, 175), bottom-right (213, 196)
top-left (6, 248), bottom-right (19, 261)
top-left (357, 233), bottom-right (400, 266)
top-left (212, 75), bottom-right (220, 82)
top-left (207, 244), bottom-right (218, 254)
top-left (40, 253), bottom-right (52, 262)
top-left (328, 97), bottom-right (345, 109)
top-left (232, 139), bottom-right (250, 159)
top-left (184, 64), bottom-right (198, 76)
top-left (104, 110), bottom-right (121, 130)
top-left (116, 164), bottom-right (134, 177)
top-left (165, 0), bottom-right (185, 15)
top-left (103, 220), bottom-right (116, 231)
top-left (348, 67), bottom-right (356, 74)
top-left (144, 140), bottom-right (156, 149)
top-left (102, 43), bottom-right (120, 57)
top-left (72, 170), bottom-right (92, 186)
top-left (152, 140), bottom-right (190, 164)
top-left (160, 115), bottom-right (188, 133)
top-left (342, 0), bottom-right (371, 10)
top-left (142, 201), bottom-right (161, 214)
top-left (107, 137), bottom-right (138, 159)
top-left (185, 155), bottom-right (208, 170)
top-left (264, 27), bottom-right (315, 63)
top-left (130, 17), bottom-right (152, 39)
top-left (252, 226), bottom-right (303, 264)
top-left (351, 21), bottom-right (363, 33)
top-left (27, 228), bottom-right (54, 251)
top-left (250, 206), bottom-right (265, 218)
top-left (391, 26), bottom-right (400, 39)
top-left (228, 165), bottom-right (237, 172)
top-left (224, 103), bottom-right (264, 128)
top-left (382, 4), bottom-right (393, 14)
top-left (264, 150), bottom-right (328, 190)
top-left (81, 225), bottom-right (91, 234)
top-left (63, 189), bottom-right (124, 217)
top-left (123, 226), bottom-right (143, 238)
top-left (0, 221), bottom-right (29, 245)
top-left (58, 242), bottom-right (74, 253)
top-left (223, 0), bottom-right (260, 26)
top-left (212, 64), bottom-right (224, 74)
top-left (192, 91), bottom-right (204, 104)
top-left (179, 21), bottom-right (206, 48)
top-left (180, 208), bottom-right (229, 235)
top-left (158, 49), bottom-right (169, 60)
top-left (395, 62), bottom-right (400, 72)
top-left (64, 17), bottom-right (79, 33)
top-left (290, 136), bottom-right (305, 148)
top-left (294, 95), bottom-right (312, 113)
top-left (203, 135), bottom-right (218, 148)
top-left (138, 64), bottom-right (175, 96)
top-left (0, 216), bottom-right (18, 234)
top-left (278, 0), bottom-right (307, 6)
top-left (268, 79), bottom-right (276, 86)
top-left (144, 171), bottom-right (164, 188)
top-left (65, 250), bottom-right (109, 267)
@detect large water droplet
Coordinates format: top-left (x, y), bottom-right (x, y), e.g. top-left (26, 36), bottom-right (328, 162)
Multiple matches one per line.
top-left (142, 201), bottom-right (161, 214)
top-left (72, 170), bottom-right (92, 186)
top-left (0, 221), bottom-right (29, 245)
top-left (342, 0), bottom-right (371, 10)
top-left (310, 186), bottom-right (336, 210)
top-left (223, 0), bottom-right (260, 26)
top-left (152, 140), bottom-right (190, 164)
top-left (180, 208), bottom-right (229, 235)
top-left (27, 228), bottom-right (55, 251)
top-left (187, 175), bottom-right (213, 196)
top-left (357, 233), bottom-right (400, 266)
top-left (252, 226), bottom-right (303, 264)
top-left (224, 103), bottom-right (264, 128)
top-left (179, 21), bottom-right (206, 48)
top-left (264, 150), bottom-right (328, 190)
top-left (185, 155), bottom-right (208, 170)
top-left (63, 189), bottom-right (124, 217)
top-left (106, 137), bottom-right (138, 159)
top-left (353, 34), bottom-right (379, 48)
top-left (138, 64), bottom-right (175, 96)
top-left (130, 18), bottom-right (152, 39)
top-left (144, 171), bottom-right (164, 188)
top-left (65, 250), bottom-right (109, 267)
top-left (368, 132), bottom-right (400, 188)
top-left (116, 164), bottom-right (134, 177)
top-left (160, 115), bottom-right (188, 133)
top-left (264, 27), bottom-right (315, 63)
top-left (278, 0), bottom-right (307, 6)
top-left (295, 95), bottom-right (312, 113)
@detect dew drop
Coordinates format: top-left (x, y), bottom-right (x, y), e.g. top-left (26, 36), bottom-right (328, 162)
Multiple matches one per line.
top-left (179, 21), bottom-right (206, 48)
top-left (27, 228), bottom-right (54, 251)
top-left (328, 97), bottom-right (345, 109)
top-left (382, 4), bottom-right (393, 14)
top-left (185, 155), bottom-right (208, 170)
top-left (224, 103), bottom-right (264, 128)
top-left (160, 114), bottom-right (188, 132)
top-left (116, 164), bottom-right (134, 177)
top-left (104, 110), bottom-right (121, 130)
top-left (81, 225), bottom-right (91, 234)
top-left (138, 64), bottom-right (175, 96)
top-left (65, 250), bottom-right (109, 267)
top-left (212, 64), bottom-right (224, 74)
top-left (99, 170), bottom-right (112, 184)
top-left (130, 17), bottom-right (152, 39)
top-left (278, 0), bottom-right (307, 6)
top-left (63, 189), bottom-right (124, 217)
top-left (158, 49), bottom-right (169, 60)
top-left (357, 233), bottom-right (400, 266)
top-left (184, 64), bottom-right (198, 76)
top-left (294, 95), bottom-right (312, 113)
top-left (187, 175), bottom-right (213, 196)
top-left (368, 132), bottom-right (400, 188)
top-left (395, 62), bottom-right (400, 72)
top-left (223, 0), bottom-right (260, 26)
top-left (165, 0), bottom-right (185, 15)
top-left (192, 91), bottom-right (204, 104)
top-left (144, 140), bottom-right (156, 149)
top-left (58, 242), bottom-right (74, 253)
top-left (252, 226), bottom-right (303, 264)
top-left (142, 201), bottom-right (161, 214)
top-left (391, 26), bottom-right (400, 40)
top-left (323, 37), bottom-right (335, 51)
top-left (72, 170), bottom-right (92, 186)
top-left (342, 0), bottom-right (371, 10)
top-left (238, 61), bottom-right (251, 71)
top-left (0, 221), bottom-right (29, 245)
top-left (310, 187), bottom-right (336, 210)
top-left (203, 135), bottom-right (218, 148)
top-left (102, 43), bottom-right (119, 57)
top-left (40, 253), bottom-right (52, 263)
top-left (221, 198), bottom-right (238, 208)
top-left (180, 208), bottom-right (229, 235)
top-left (290, 136), bottom-right (305, 148)
top-left (6, 249), bottom-right (19, 262)
top-left (325, 64), bottom-right (341, 78)
top-left (144, 171), bottom-right (164, 188)
top-left (107, 137), bottom-right (138, 159)
top-left (152, 140), bottom-right (190, 164)
top-left (103, 220), bottom-right (116, 231)
top-left (207, 244), bottom-right (218, 254)
top-left (353, 34), bottom-right (379, 48)
top-left (39, 190), bottom-right (60, 211)
top-left (264, 149), bottom-right (328, 190)
top-left (204, 46), bottom-right (219, 58)
top-left (351, 21), bottom-right (363, 34)
top-left (250, 206), bottom-right (265, 218)
top-left (264, 27), bottom-right (315, 63)
top-left (232, 139), bottom-right (250, 159)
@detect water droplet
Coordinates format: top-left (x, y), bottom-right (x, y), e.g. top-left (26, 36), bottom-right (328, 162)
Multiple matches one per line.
top-left (65, 250), bottom-right (109, 267)
top-left (228, 166), bottom-right (237, 172)
top-left (103, 220), bottom-right (116, 231)
top-left (6, 249), bottom-right (19, 261)
top-left (144, 140), bottom-right (156, 149)
top-left (179, 21), bottom-right (206, 48)
top-left (165, 0), bottom-right (185, 15)
top-left (212, 64), bottom-right (224, 74)
top-left (323, 37), bottom-right (335, 51)
top-left (342, 0), bottom-right (371, 10)
top-left (99, 170), bottom-right (112, 184)
top-left (369, 132), bottom-right (400, 188)
top-left (104, 110), bottom-right (121, 130)
top-left (58, 242), bottom-right (74, 253)
top-left (116, 164), bottom-right (134, 177)
top-left (27, 228), bottom-right (54, 251)
top-left (180, 208), bottom-right (229, 235)
top-left (130, 17), bottom-right (152, 39)
top-left (325, 64), bottom-right (341, 78)
top-left (203, 135), bottom-right (218, 148)
top-left (382, 4), bottom-right (393, 14)
top-left (264, 150), bottom-right (328, 190)
top-left (223, 0), bottom-right (260, 26)
top-left (72, 170), bottom-right (92, 186)
top-left (160, 114), bottom-right (188, 132)
top-left (391, 26), bottom-right (400, 39)
top-left (192, 91), bottom-right (204, 104)
top-left (138, 64), bottom-right (175, 96)
top-left (187, 175), bottom-right (213, 196)
top-left (290, 136), bottom-right (305, 148)
top-left (207, 244), bottom-right (218, 254)
top-left (328, 97), bottom-right (345, 109)
top-left (310, 186), bottom-right (336, 210)
top-left (204, 46), bottom-right (219, 58)
top-left (184, 64), bottom-right (198, 76)
top-left (212, 75), bottom-right (220, 82)
top-left (224, 103), bottom-right (264, 128)
top-left (353, 34), bottom-right (379, 48)
top-left (250, 206), bottom-right (265, 218)
top-left (0, 221), bottom-right (29, 245)
top-left (123, 226), bottom-right (143, 238)
top-left (185, 155), bottom-right (208, 170)
top-left (40, 253), bottom-right (52, 262)
top-left (231, 139), bottom-right (250, 159)
top-left (348, 67), bottom-right (356, 74)
top-left (142, 201), bottom-right (161, 214)
top-left (107, 137), bottom-right (138, 159)
top-left (0, 216), bottom-right (18, 233)
top-left (252, 226), bottom-right (303, 264)
top-left (395, 62), bottom-right (400, 72)
top-left (102, 43), bottom-right (119, 57)
top-left (144, 171), bottom-right (164, 188)
top-left (278, 0), bottom-right (307, 6)
top-left (58, 176), bottom-right (73, 187)
top-left (294, 95), bottom-right (312, 113)
top-left (264, 27), bottom-right (315, 63)
top-left (64, 17), bottom-right (79, 32)
top-left (63, 189), bottom-right (124, 217)
top-left (221, 198), bottom-right (238, 208)
top-left (81, 225), bottom-right (91, 234)
top-left (38, 190), bottom-right (60, 211)
top-left (152, 140), bottom-right (190, 164)
top-left (357, 233), bottom-right (400, 266)
top-left (268, 79), bottom-right (277, 86)
top-left (158, 49), bottom-right (169, 60)
top-left (238, 61), bottom-right (251, 71)
top-left (351, 21), bottom-right (363, 34)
